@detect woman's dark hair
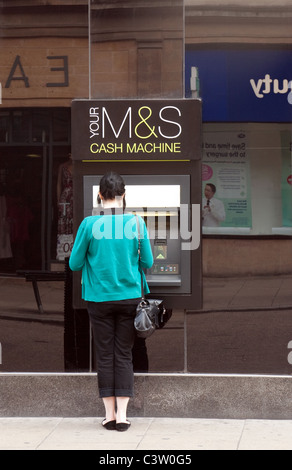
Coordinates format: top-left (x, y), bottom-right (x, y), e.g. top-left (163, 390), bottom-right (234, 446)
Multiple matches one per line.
top-left (98, 171), bottom-right (125, 201)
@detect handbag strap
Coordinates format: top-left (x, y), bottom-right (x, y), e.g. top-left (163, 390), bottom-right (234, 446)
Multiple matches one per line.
top-left (135, 214), bottom-right (145, 300)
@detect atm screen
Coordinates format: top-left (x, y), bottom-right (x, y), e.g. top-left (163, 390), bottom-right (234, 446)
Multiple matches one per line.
top-left (92, 184), bottom-right (180, 209)
top-left (154, 240), bottom-right (167, 260)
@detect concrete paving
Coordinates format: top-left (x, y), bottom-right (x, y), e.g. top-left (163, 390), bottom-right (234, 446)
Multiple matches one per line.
top-left (1, 417), bottom-right (292, 450)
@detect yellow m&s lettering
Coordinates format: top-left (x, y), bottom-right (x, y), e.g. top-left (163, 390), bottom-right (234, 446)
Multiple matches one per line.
top-left (135, 107), bottom-right (158, 139)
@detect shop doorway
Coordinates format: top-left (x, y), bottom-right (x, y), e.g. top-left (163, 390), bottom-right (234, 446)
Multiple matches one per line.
top-left (0, 145), bottom-right (46, 273)
top-left (0, 108), bottom-right (71, 275)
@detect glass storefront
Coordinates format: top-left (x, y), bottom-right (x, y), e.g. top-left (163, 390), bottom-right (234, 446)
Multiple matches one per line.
top-left (0, 1), bottom-right (291, 376)
top-left (0, 108), bottom-right (71, 273)
top-left (201, 123), bottom-right (292, 237)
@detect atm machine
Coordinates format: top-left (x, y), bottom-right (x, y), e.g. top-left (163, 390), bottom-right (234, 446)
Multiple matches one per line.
top-left (65, 98), bottom-right (202, 370)
top-left (83, 174), bottom-right (196, 301)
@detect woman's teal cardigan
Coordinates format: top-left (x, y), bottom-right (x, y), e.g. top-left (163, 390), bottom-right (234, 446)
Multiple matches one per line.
top-left (69, 213), bottom-right (153, 303)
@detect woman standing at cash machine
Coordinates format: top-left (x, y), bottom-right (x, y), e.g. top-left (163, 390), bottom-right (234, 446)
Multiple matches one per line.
top-left (69, 171), bottom-right (153, 431)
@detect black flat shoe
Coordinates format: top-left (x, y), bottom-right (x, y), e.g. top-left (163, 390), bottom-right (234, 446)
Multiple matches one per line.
top-left (116, 421), bottom-right (131, 432)
top-left (102, 419), bottom-right (116, 430)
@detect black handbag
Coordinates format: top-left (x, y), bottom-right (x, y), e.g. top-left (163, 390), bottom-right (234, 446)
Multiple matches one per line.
top-left (134, 216), bottom-right (166, 339)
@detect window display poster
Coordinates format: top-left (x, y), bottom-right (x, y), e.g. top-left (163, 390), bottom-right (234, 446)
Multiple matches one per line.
top-left (202, 132), bottom-right (252, 229)
top-left (281, 131), bottom-right (292, 227)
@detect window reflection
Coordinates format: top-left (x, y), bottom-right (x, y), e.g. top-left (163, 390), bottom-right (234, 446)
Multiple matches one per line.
top-left (187, 307), bottom-right (292, 375)
top-left (0, 1), bottom-right (291, 377)
top-left (202, 123), bottom-right (292, 237)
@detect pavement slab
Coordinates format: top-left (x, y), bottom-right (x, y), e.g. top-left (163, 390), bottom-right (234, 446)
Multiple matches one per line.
top-left (1, 417), bottom-right (292, 451)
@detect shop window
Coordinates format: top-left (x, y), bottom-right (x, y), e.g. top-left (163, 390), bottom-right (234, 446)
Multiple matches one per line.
top-left (202, 123), bottom-right (292, 236)
top-left (51, 145), bottom-right (72, 265)
top-left (0, 108), bottom-right (71, 276)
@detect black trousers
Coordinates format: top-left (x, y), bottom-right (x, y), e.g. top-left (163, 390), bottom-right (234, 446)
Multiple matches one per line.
top-left (87, 299), bottom-right (139, 398)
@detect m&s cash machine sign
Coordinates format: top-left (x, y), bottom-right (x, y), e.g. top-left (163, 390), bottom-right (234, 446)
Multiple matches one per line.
top-left (72, 99), bottom-right (201, 162)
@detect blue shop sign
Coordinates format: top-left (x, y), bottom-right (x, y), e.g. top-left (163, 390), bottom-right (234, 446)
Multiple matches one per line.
top-left (185, 48), bottom-right (292, 122)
